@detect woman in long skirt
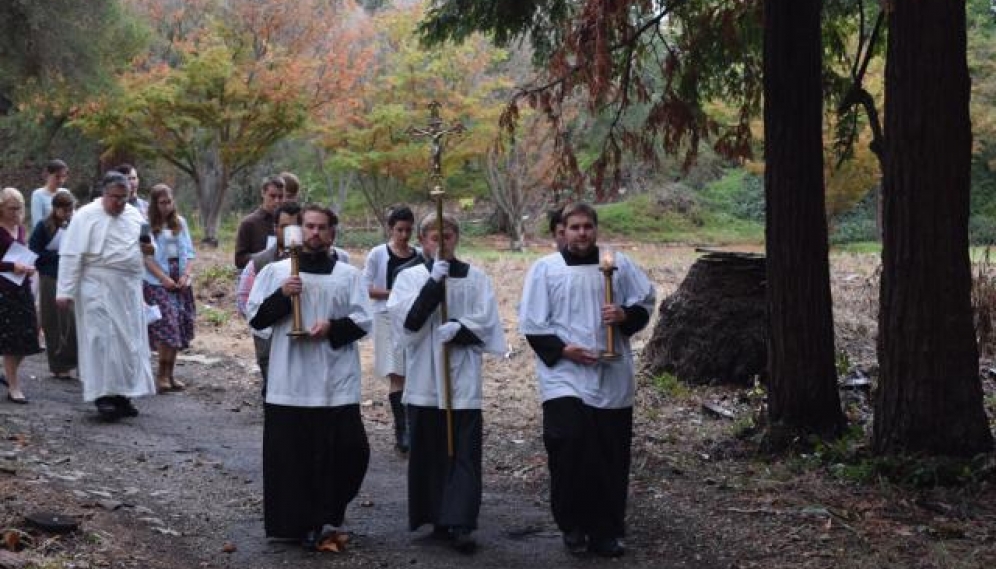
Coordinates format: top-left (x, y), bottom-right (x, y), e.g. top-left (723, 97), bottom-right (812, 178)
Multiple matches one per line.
top-left (0, 187), bottom-right (41, 403)
top-left (142, 184), bottom-right (196, 393)
top-left (28, 191), bottom-right (77, 378)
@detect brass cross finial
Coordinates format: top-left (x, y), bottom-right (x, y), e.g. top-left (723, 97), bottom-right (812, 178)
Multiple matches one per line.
top-left (407, 101), bottom-right (466, 190)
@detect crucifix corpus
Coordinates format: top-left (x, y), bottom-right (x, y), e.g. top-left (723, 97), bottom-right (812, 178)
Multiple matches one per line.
top-left (407, 101), bottom-right (466, 457)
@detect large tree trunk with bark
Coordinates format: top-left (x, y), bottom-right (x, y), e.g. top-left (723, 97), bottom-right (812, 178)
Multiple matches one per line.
top-left (193, 144), bottom-right (228, 247)
top-left (874, 0), bottom-right (993, 456)
top-left (763, 0), bottom-right (845, 439)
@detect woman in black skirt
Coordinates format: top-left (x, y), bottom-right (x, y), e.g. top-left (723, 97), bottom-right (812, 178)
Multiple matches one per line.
top-left (29, 191), bottom-right (77, 379)
top-left (0, 187), bottom-right (41, 403)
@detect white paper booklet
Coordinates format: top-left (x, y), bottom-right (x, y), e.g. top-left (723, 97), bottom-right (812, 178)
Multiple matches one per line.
top-left (1, 241), bottom-right (39, 286)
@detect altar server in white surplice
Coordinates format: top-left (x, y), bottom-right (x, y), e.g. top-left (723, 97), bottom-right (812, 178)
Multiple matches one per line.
top-left (56, 171), bottom-right (156, 421)
top-left (518, 202), bottom-right (655, 558)
top-left (247, 204), bottom-right (372, 550)
top-left (387, 212), bottom-right (505, 554)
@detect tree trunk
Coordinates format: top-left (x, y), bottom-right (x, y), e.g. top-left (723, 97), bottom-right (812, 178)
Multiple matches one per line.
top-left (763, 0), bottom-right (845, 439)
top-left (510, 218), bottom-right (525, 252)
top-left (874, 0), bottom-right (993, 456)
top-left (194, 144), bottom-right (228, 246)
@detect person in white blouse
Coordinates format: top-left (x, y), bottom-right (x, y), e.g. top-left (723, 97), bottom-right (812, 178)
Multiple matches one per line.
top-left (363, 205), bottom-right (419, 453)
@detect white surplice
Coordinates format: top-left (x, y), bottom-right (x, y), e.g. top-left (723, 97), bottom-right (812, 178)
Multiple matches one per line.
top-left (387, 263), bottom-right (506, 410)
top-left (246, 258), bottom-right (372, 408)
top-left (56, 202), bottom-right (155, 401)
top-left (518, 251), bottom-right (656, 409)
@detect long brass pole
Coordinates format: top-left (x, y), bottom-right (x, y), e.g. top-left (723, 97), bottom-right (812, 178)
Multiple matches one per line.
top-left (433, 186), bottom-right (455, 457)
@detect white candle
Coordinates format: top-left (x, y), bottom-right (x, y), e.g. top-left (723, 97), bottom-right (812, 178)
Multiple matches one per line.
top-left (284, 225), bottom-right (303, 248)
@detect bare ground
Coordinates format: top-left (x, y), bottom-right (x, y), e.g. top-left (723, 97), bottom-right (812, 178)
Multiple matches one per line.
top-left (1, 242), bottom-right (995, 569)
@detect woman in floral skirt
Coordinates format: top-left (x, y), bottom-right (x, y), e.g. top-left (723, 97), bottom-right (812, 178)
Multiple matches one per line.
top-left (142, 184), bottom-right (196, 393)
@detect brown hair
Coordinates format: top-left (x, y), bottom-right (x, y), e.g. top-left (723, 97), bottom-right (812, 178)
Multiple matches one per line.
top-left (45, 159), bottom-right (68, 175)
top-left (280, 172), bottom-right (300, 199)
top-left (300, 203), bottom-right (338, 227)
top-left (44, 191), bottom-right (75, 235)
top-left (149, 184), bottom-right (180, 234)
top-left (560, 202), bottom-right (598, 227)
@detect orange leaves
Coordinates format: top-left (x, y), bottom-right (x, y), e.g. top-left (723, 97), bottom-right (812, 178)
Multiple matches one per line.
top-left (1, 529), bottom-right (25, 552)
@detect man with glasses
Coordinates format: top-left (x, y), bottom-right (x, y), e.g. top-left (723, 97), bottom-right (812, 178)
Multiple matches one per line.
top-left (56, 171), bottom-right (156, 420)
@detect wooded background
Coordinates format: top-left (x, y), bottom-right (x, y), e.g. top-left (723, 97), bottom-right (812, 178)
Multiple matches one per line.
top-left (2, 0), bottom-right (995, 456)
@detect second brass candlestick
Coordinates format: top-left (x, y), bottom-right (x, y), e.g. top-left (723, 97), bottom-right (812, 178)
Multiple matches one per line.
top-left (600, 264), bottom-right (621, 361)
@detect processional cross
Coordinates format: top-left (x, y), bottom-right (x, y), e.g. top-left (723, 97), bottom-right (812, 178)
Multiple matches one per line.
top-left (407, 100), bottom-right (465, 457)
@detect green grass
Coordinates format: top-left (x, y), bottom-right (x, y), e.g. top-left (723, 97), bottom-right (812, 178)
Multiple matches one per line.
top-left (832, 241), bottom-right (881, 254)
top-left (457, 245), bottom-right (546, 263)
top-left (831, 242), bottom-right (993, 257)
top-left (648, 372), bottom-right (691, 398)
top-left (596, 194), bottom-right (763, 244)
top-left (199, 304), bottom-right (230, 327)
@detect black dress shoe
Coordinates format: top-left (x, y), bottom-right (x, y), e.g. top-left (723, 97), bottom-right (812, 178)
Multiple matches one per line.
top-left (115, 397), bottom-right (139, 417)
top-left (95, 397), bottom-right (121, 420)
top-left (449, 527), bottom-right (476, 554)
top-left (562, 529), bottom-right (587, 554)
top-left (588, 536), bottom-right (625, 558)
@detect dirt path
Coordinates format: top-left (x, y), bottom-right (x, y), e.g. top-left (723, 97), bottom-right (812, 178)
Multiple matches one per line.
top-left (2, 346), bottom-right (725, 568)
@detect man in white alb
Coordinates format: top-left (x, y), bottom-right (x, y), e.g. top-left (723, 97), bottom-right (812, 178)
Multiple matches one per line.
top-left (56, 171), bottom-right (156, 420)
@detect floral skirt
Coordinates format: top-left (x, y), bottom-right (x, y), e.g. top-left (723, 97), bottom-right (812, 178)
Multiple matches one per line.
top-left (143, 259), bottom-right (196, 350)
top-left (0, 285), bottom-right (41, 356)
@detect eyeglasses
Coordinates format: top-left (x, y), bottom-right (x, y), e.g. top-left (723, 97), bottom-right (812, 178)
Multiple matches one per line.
top-left (104, 194), bottom-right (128, 203)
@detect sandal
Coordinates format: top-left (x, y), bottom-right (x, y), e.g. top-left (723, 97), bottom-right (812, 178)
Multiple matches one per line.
top-left (169, 377), bottom-right (186, 391)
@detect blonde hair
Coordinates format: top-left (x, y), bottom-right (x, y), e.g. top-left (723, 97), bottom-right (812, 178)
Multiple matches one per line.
top-left (0, 187), bottom-right (25, 208)
top-left (419, 212), bottom-right (460, 237)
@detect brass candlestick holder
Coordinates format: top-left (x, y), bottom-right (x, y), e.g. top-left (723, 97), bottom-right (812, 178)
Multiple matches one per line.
top-left (284, 226), bottom-right (308, 338)
top-left (600, 250), bottom-right (621, 361)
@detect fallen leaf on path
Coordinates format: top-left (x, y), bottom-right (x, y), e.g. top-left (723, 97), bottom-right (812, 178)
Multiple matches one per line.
top-left (1, 530), bottom-right (20, 551)
top-left (316, 532), bottom-right (348, 553)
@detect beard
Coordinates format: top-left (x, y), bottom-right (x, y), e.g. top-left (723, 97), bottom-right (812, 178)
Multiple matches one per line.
top-left (303, 238), bottom-right (330, 253)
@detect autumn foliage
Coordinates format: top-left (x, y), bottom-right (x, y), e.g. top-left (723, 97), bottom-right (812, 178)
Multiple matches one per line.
top-left (70, 0), bottom-right (375, 241)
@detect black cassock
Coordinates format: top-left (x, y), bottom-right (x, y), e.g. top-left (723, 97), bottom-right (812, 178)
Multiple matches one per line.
top-left (407, 405), bottom-right (483, 531)
top-left (263, 403), bottom-right (369, 538)
top-left (542, 396), bottom-right (633, 540)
